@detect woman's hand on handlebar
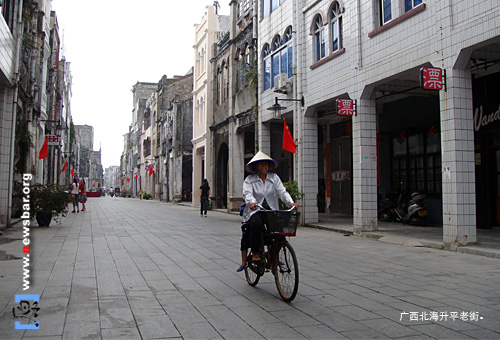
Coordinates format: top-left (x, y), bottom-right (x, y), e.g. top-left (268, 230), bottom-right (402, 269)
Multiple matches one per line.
top-left (249, 203), bottom-right (258, 211)
top-left (290, 203), bottom-right (299, 211)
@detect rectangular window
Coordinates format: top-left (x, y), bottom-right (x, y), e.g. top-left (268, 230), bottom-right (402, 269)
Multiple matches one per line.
top-left (405, 0), bottom-right (422, 12)
top-left (381, 0), bottom-right (392, 24)
top-left (391, 133), bottom-right (441, 195)
top-left (272, 54), bottom-right (280, 86)
top-left (263, 0), bottom-right (270, 18)
top-left (287, 44), bottom-right (293, 78)
top-left (316, 30), bottom-right (325, 61)
top-left (271, 0), bottom-right (279, 12)
top-left (280, 49), bottom-right (288, 75)
top-left (264, 58), bottom-right (271, 90)
top-left (280, 0), bottom-right (286, 4)
top-left (332, 20), bottom-right (339, 52)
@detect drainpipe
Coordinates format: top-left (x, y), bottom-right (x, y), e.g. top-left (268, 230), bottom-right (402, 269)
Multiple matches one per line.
top-left (294, 0), bottom-right (304, 222)
top-left (253, 0), bottom-right (259, 147)
top-left (7, 0), bottom-right (24, 227)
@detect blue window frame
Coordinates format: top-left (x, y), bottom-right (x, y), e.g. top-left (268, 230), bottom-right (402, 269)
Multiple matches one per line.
top-left (263, 0), bottom-right (270, 18)
top-left (381, 0), bottom-right (392, 24)
top-left (405, 0), bottom-right (422, 12)
top-left (287, 43), bottom-right (293, 78)
top-left (314, 16), bottom-right (325, 61)
top-left (263, 0), bottom-right (286, 18)
top-left (262, 28), bottom-right (294, 91)
top-left (271, 0), bottom-right (279, 12)
top-left (330, 2), bottom-right (342, 52)
top-left (263, 44), bottom-right (272, 90)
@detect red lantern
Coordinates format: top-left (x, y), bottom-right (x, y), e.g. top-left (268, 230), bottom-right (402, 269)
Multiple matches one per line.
top-left (429, 126), bottom-right (438, 136)
top-left (399, 131), bottom-right (408, 139)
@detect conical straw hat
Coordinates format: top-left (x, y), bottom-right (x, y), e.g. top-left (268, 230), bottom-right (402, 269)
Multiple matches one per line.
top-left (245, 151), bottom-right (278, 173)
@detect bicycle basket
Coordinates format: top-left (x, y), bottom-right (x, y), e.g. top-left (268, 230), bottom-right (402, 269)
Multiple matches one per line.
top-left (266, 211), bottom-right (300, 236)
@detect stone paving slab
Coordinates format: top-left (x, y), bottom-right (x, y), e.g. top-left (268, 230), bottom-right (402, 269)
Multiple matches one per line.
top-left (1, 198), bottom-right (500, 339)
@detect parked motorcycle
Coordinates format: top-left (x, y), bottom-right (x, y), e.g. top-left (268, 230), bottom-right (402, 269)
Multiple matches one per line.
top-left (395, 191), bottom-right (428, 226)
top-left (378, 191), bottom-right (398, 222)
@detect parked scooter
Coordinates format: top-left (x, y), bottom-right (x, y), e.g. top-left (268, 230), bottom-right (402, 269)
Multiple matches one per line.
top-left (378, 191), bottom-right (398, 222)
top-left (395, 191), bottom-right (428, 226)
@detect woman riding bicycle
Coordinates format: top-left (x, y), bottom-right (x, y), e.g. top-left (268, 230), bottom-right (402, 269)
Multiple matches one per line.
top-left (238, 151), bottom-right (298, 271)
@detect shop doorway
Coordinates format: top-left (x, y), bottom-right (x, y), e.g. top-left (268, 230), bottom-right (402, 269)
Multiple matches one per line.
top-left (216, 143), bottom-right (228, 209)
top-left (330, 135), bottom-right (353, 215)
top-left (493, 147), bottom-right (500, 226)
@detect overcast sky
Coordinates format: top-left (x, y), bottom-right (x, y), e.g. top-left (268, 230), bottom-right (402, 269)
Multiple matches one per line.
top-left (51, 0), bottom-right (229, 168)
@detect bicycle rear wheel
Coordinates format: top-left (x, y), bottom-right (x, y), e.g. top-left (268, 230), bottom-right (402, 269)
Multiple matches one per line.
top-left (273, 241), bottom-right (299, 302)
top-left (245, 253), bottom-right (261, 286)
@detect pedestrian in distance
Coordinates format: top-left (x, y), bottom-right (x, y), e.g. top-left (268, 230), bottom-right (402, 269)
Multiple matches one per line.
top-left (79, 179), bottom-right (87, 211)
top-left (237, 151), bottom-right (299, 272)
top-left (71, 177), bottom-right (80, 213)
top-left (139, 189), bottom-right (143, 200)
top-left (200, 179), bottom-right (210, 217)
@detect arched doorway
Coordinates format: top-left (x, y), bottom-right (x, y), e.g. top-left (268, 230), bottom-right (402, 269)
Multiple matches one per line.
top-left (216, 143), bottom-right (228, 208)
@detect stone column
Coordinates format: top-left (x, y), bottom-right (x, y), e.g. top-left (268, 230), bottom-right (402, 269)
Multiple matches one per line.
top-left (352, 97), bottom-right (378, 234)
top-left (228, 117), bottom-right (244, 211)
top-left (440, 67), bottom-right (476, 245)
top-left (300, 115), bottom-right (318, 224)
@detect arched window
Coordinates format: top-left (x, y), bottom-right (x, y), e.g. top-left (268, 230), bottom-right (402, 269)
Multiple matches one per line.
top-left (216, 66), bottom-right (222, 105)
top-left (200, 48), bottom-right (205, 74)
top-left (222, 61), bottom-right (228, 101)
top-left (329, 2), bottom-right (342, 52)
top-left (283, 26), bottom-right (293, 78)
top-left (313, 15), bottom-right (325, 61)
top-left (199, 96), bottom-right (205, 124)
top-left (272, 35), bottom-right (283, 51)
top-left (271, 35), bottom-right (282, 87)
top-left (262, 28), bottom-right (294, 91)
top-left (196, 99), bottom-right (200, 124)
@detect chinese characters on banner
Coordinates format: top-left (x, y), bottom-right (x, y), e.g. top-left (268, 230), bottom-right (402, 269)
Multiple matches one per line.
top-left (46, 135), bottom-right (61, 145)
top-left (421, 67), bottom-right (444, 90)
top-left (337, 99), bottom-right (355, 116)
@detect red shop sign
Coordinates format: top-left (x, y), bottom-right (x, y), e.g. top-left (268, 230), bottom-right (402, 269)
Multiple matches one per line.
top-left (420, 67), bottom-right (444, 90)
top-left (337, 99), bottom-right (356, 116)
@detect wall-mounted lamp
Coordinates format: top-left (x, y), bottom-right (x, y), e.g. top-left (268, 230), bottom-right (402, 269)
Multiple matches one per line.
top-left (266, 96), bottom-right (304, 120)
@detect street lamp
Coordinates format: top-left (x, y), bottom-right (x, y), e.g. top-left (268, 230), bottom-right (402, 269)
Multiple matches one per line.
top-left (266, 96), bottom-right (305, 119)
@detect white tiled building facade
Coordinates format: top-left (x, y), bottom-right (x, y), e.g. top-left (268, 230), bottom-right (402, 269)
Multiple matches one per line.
top-left (257, 0), bottom-right (500, 245)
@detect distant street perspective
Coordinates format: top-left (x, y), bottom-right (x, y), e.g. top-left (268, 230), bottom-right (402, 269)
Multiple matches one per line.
top-left (1, 197), bottom-right (500, 340)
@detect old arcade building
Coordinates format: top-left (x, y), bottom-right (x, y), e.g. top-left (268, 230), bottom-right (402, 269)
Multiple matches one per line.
top-left (295, 0), bottom-right (500, 246)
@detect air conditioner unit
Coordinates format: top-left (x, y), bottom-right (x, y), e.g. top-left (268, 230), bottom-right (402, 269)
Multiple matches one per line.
top-left (273, 73), bottom-right (289, 92)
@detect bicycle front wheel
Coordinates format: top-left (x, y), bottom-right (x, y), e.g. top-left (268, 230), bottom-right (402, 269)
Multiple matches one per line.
top-left (273, 241), bottom-right (299, 302)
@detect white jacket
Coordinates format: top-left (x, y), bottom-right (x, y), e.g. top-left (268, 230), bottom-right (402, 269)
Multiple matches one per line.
top-left (242, 172), bottom-right (294, 222)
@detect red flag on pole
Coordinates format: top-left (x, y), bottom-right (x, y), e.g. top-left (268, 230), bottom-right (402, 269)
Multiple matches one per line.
top-left (283, 120), bottom-right (296, 153)
top-left (70, 168), bottom-right (75, 177)
top-left (149, 168), bottom-right (154, 177)
top-left (61, 159), bottom-right (68, 172)
top-left (126, 177), bottom-right (130, 182)
top-left (135, 174), bottom-right (138, 180)
top-left (38, 137), bottom-right (49, 159)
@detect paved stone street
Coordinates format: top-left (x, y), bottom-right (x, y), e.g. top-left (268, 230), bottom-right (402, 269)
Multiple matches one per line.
top-left (1, 197), bottom-right (500, 339)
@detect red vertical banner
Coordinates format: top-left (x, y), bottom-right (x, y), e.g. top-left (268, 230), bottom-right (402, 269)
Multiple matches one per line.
top-left (283, 120), bottom-right (296, 153)
top-left (38, 137), bottom-right (49, 159)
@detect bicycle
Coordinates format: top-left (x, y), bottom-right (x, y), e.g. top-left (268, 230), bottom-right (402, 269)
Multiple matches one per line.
top-left (243, 205), bottom-right (300, 302)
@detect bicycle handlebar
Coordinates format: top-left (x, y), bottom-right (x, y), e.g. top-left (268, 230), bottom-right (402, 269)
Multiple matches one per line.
top-left (254, 204), bottom-right (297, 212)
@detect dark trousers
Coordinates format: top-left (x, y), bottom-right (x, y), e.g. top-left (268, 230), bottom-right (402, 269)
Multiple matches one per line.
top-left (201, 197), bottom-right (209, 215)
top-left (247, 212), bottom-right (268, 254)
